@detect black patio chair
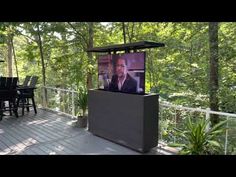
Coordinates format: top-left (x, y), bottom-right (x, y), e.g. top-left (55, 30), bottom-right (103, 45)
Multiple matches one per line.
top-left (17, 76), bottom-right (38, 116)
top-left (0, 77), bottom-right (6, 89)
top-left (18, 75), bottom-right (31, 87)
top-left (0, 77), bottom-right (19, 120)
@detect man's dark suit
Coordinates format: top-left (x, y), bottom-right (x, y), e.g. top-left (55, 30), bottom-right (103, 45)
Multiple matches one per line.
top-left (109, 73), bottom-right (137, 93)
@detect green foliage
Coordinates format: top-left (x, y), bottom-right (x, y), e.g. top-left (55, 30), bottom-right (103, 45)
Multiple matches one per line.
top-left (76, 87), bottom-right (88, 117)
top-left (219, 87), bottom-right (236, 113)
top-left (159, 118), bottom-right (176, 143)
top-left (0, 22), bottom-right (235, 115)
top-left (169, 117), bottom-right (227, 155)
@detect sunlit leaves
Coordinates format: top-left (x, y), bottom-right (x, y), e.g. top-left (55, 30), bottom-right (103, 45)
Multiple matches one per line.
top-left (0, 22), bottom-right (235, 113)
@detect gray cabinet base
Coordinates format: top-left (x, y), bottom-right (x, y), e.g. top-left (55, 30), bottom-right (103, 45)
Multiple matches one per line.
top-left (88, 89), bottom-right (159, 153)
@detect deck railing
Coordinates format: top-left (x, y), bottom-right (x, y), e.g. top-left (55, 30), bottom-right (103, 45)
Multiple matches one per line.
top-left (36, 86), bottom-right (78, 119)
top-left (159, 102), bottom-right (236, 155)
top-left (37, 86), bottom-right (236, 154)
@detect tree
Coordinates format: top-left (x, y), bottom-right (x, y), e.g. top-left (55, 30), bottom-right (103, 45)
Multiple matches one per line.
top-left (67, 22), bottom-right (94, 90)
top-left (0, 22), bottom-right (234, 116)
top-left (36, 23), bottom-right (46, 87)
top-left (87, 22), bottom-right (94, 89)
top-left (36, 23), bottom-right (47, 107)
top-left (7, 33), bottom-right (13, 77)
top-left (122, 22), bottom-right (126, 44)
top-left (209, 22), bottom-right (219, 125)
top-left (0, 23), bottom-right (20, 77)
top-left (11, 36), bottom-right (19, 80)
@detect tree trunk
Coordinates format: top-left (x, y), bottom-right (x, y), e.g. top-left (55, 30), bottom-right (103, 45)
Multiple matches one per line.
top-left (86, 22), bottom-right (94, 90)
top-left (148, 53), bottom-right (154, 89)
top-left (11, 37), bottom-right (19, 82)
top-left (7, 34), bottom-right (13, 77)
top-left (127, 22), bottom-right (135, 43)
top-left (36, 23), bottom-right (47, 107)
top-left (189, 41), bottom-right (195, 89)
top-left (209, 22), bottom-right (219, 125)
top-left (122, 22), bottom-right (126, 44)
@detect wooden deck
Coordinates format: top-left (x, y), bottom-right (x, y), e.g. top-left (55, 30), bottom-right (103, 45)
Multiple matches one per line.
top-left (0, 109), bottom-right (176, 155)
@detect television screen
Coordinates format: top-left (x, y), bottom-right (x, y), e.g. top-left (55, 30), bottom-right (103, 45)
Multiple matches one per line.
top-left (98, 52), bottom-right (145, 94)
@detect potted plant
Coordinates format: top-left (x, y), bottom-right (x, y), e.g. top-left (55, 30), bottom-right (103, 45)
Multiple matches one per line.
top-left (169, 117), bottom-right (227, 155)
top-left (76, 88), bottom-right (88, 128)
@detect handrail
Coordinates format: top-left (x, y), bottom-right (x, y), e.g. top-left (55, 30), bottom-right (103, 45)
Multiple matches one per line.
top-left (160, 102), bottom-right (236, 118)
top-left (41, 86), bottom-right (236, 119)
top-left (43, 86), bottom-right (78, 93)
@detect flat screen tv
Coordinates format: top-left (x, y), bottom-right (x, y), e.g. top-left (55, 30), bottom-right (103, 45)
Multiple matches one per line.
top-left (98, 52), bottom-right (145, 94)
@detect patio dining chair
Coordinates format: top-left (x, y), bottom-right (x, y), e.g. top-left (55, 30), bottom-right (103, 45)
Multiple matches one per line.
top-left (18, 75), bottom-right (31, 87)
top-left (17, 76), bottom-right (38, 116)
top-left (0, 77), bottom-right (19, 120)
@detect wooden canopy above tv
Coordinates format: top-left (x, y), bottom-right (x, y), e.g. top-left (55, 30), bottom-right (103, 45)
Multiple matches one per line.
top-left (87, 41), bottom-right (165, 53)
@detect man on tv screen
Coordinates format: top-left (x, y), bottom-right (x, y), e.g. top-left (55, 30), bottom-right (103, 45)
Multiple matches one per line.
top-left (109, 57), bottom-right (137, 93)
